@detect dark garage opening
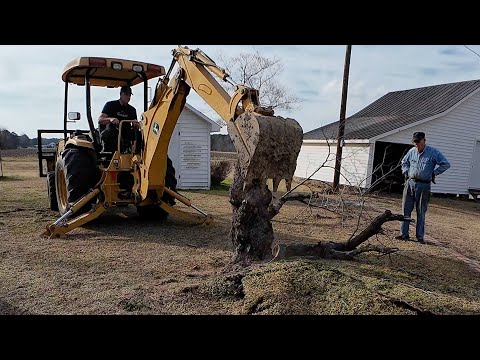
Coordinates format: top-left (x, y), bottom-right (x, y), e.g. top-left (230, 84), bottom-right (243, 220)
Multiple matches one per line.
top-left (370, 141), bottom-right (412, 194)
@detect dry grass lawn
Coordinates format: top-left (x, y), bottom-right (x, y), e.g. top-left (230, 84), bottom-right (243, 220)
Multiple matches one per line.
top-left (1, 149), bottom-right (480, 315)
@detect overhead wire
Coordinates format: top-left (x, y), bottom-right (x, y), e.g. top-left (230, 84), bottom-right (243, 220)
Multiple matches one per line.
top-left (464, 45), bottom-right (480, 60)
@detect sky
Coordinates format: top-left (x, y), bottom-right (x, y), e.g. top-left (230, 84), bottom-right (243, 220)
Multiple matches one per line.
top-left (1, 45), bottom-right (480, 139)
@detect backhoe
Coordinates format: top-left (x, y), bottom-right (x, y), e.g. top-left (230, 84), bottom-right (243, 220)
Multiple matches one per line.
top-left (41, 46), bottom-right (303, 238)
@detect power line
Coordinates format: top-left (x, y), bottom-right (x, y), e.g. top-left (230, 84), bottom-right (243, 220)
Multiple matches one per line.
top-left (464, 45), bottom-right (480, 60)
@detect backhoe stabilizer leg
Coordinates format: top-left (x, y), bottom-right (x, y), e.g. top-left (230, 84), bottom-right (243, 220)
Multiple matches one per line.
top-left (43, 188), bottom-right (104, 238)
top-left (160, 188), bottom-right (213, 225)
top-left (43, 204), bottom-right (106, 238)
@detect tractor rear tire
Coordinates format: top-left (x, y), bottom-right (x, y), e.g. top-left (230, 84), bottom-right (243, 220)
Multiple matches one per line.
top-left (56, 146), bottom-right (100, 216)
top-left (47, 171), bottom-right (59, 211)
top-left (163, 156), bottom-right (177, 206)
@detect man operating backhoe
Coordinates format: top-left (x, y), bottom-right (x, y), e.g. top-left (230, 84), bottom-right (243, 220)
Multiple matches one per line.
top-left (98, 86), bottom-right (139, 153)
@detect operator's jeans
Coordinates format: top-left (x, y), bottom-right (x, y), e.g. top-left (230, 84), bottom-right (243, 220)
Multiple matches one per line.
top-left (401, 179), bottom-right (431, 240)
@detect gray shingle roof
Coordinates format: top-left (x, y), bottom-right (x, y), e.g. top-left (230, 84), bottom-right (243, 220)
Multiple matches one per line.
top-left (304, 79), bottom-right (480, 140)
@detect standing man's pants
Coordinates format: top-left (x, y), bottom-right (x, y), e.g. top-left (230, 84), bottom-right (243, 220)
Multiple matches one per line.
top-left (400, 179), bottom-right (431, 240)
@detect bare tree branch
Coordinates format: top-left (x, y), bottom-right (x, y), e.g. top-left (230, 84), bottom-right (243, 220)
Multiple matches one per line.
top-left (216, 50), bottom-right (301, 111)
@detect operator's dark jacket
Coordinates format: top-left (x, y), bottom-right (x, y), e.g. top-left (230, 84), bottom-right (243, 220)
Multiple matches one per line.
top-left (100, 100), bottom-right (138, 152)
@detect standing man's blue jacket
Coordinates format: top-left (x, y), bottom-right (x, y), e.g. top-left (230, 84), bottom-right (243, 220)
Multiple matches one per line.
top-left (401, 145), bottom-right (451, 182)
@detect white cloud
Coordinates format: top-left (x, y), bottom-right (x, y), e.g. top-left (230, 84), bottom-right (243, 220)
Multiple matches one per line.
top-left (321, 79), bottom-right (343, 97)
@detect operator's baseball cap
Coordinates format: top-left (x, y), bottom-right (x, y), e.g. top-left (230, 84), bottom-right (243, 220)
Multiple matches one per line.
top-left (120, 86), bottom-right (133, 95)
top-left (412, 131), bottom-right (425, 142)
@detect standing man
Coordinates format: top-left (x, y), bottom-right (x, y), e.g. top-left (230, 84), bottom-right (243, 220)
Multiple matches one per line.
top-left (98, 86), bottom-right (138, 152)
top-left (395, 132), bottom-right (451, 244)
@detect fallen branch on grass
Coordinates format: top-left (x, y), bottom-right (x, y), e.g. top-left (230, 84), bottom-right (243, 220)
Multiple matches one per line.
top-left (272, 210), bottom-right (412, 261)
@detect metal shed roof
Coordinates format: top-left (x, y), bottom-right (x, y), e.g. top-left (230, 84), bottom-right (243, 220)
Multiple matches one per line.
top-left (304, 79), bottom-right (480, 140)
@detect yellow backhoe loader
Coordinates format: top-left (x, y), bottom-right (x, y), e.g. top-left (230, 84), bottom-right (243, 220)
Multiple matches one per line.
top-left (40, 46), bottom-right (303, 238)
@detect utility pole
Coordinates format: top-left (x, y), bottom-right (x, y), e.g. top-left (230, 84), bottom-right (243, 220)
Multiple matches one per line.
top-left (333, 45), bottom-right (352, 191)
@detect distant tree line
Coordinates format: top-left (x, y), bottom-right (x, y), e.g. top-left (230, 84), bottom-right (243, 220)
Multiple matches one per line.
top-left (0, 129), bottom-right (58, 150)
top-left (0, 129), bottom-right (237, 153)
top-left (0, 129), bottom-right (31, 149)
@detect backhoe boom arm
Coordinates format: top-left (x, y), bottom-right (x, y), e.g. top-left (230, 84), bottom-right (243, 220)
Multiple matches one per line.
top-left (138, 46), bottom-right (303, 202)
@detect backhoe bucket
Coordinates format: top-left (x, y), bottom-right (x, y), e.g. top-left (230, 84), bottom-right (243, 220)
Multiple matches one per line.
top-left (227, 112), bottom-right (303, 191)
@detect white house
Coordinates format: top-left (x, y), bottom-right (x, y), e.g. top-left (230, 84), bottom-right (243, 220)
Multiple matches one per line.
top-left (295, 79), bottom-right (480, 197)
top-left (168, 103), bottom-right (221, 189)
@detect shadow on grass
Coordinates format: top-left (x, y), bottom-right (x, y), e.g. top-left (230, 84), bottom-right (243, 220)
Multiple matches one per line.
top-left (0, 175), bottom-right (23, 182)
top-left (0, 299), bottom-right (31, 315)
top-left (68, 206), bottom-right (233, 252)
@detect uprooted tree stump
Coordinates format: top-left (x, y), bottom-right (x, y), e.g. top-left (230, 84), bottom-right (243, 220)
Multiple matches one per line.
top-left (230, 162), bottom-right (274, 265)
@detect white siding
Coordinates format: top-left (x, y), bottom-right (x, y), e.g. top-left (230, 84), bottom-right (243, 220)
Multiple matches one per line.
top-left (294, 142), bottom-right (372, 188)
top-left (167, 107), bottom-right (212, 190)
top-left (180, 109), bottom-right (211, 189)
top-left (378, 90), bottom-right (480, 194)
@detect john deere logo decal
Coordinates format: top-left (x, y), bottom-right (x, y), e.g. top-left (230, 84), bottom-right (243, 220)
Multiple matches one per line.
top-left (153, 122), bottom-right (159, 135)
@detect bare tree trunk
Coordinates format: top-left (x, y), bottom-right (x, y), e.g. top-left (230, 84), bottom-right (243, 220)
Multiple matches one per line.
top-left (230, 161), bottom-right (274, 264)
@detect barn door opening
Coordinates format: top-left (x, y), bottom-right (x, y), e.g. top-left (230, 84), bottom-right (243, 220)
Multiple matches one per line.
top-left (468, 140), bottom-right (480, 192)
top-left (370, 141), bottom-right (412, 194)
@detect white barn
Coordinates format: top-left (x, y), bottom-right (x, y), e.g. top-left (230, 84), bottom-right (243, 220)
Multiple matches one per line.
top-left (295, 79), bottom-right (480, 197)
top-left (168, 103), bottom-right (221, 189)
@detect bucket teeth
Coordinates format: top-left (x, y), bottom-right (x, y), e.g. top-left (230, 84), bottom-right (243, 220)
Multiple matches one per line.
top-left (227, 112), bottom-right (303, 190)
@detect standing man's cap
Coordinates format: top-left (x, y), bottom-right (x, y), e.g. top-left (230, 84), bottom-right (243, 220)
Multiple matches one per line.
top-left (120, 86), bottom-right (133, 95)
top-left (412, 132), bottom-right (425, 142)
